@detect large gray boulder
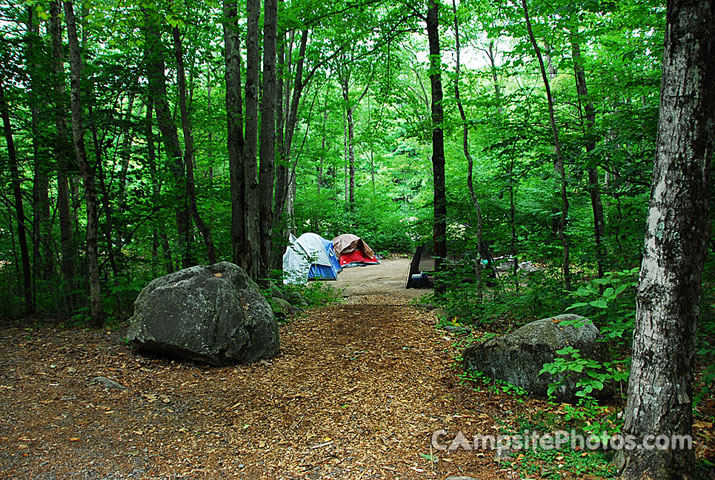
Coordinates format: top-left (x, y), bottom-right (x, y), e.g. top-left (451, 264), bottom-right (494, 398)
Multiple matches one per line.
top-left (462, 314), bottom-right (612, 403)
top-left (127, 262), bottom-right (279, 366)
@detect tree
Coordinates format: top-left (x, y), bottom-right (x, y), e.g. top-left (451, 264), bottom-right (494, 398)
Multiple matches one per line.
top-left (63, 0), bottom-right (102, 325)
top-left (615, 0), bottom-right (715, 477)
top-left (521, 0), bottom-right (571, 291)
top-left (0, 79), bottom-right (32, 313)
top-left (426, 0), bottom-right (447, 289)
top-left (49, 0), bottom-right (76, 310)
top-left (259, 0), bottom-right (278, 281)
top-left (143, 8), bottom-right (193, 268)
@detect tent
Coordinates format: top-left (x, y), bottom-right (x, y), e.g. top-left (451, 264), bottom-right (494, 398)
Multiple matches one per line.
top-left (283, 233), bottom-right (342, 284)
top-left (332, 234), bottom-right (380, 268)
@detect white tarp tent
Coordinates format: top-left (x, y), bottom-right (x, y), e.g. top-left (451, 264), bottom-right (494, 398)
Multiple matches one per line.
top-left (282, 233), bottom-right (340, 284)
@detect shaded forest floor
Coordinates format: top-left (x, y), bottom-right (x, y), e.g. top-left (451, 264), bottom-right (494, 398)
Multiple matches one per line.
top-left (0, 260), bottom-right (712, 479)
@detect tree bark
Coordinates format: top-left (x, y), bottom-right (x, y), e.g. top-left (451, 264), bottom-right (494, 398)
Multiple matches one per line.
top-left (172, 26), bottom-right (216, 264)
top-left (521, 0), bottom-right (571, 291)
top-left (243, 0), bottom-right (262, 280)
top-left (426, 0), bottom-right (447, 290)
top-left (0, 80), bottom-right (33, 313)
top-left (222, 0), bottom-right (247, 269)
top-left (452, 0), bottom-right (484, 296)
top-left (63, 0), bottom-right (102, 325)
top-left (616, 0), bottom-right (714, 477)
top-left (570, 23), bottom-right (606, 279)
top-left (145, 99), bottom-right (174, 274)
top-left (26, 12), bottom-right (51, 289)
top-left (258, 0), bottom-right (278, 281)
top-left (274, 29), bottom-right (309, 235)
top-left (50, 0), bottom-right (76, 309)
top-left (143, 10), bottom-right (193, 268)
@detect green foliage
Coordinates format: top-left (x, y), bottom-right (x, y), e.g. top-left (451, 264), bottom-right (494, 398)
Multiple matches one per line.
top-left (540, 346), bottom-right (629, 400)
top-left (566, 268), bottom-right (639, 347)
top-left (459, 368), bottom-right (529, 399)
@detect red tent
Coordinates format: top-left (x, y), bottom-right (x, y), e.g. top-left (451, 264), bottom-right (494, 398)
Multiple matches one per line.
top-left (332, 234), bottom-right (380, 268)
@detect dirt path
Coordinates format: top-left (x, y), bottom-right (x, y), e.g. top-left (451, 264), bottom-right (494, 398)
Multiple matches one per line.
top-left (0, 260), bottom-right (522, 479)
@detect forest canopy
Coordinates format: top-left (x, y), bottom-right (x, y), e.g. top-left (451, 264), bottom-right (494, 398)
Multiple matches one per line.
top-left (0, 0), bottom-right (705, 325)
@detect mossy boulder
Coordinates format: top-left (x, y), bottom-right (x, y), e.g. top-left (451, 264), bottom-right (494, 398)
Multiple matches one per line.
top-left (127, 262), bottom-right (279, 366)
top-left (462, 314), bottom-right (613, 403)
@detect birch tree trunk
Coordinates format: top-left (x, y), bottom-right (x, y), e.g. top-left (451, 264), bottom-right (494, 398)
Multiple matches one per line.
top-left (616, 0), bottom-right (714, 477)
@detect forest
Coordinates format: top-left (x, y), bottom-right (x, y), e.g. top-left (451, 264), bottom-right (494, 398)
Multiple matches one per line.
top-left (0, 0), bottom-right (714, 478)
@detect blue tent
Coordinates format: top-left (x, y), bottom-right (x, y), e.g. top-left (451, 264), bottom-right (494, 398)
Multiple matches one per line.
top-left (283, 233), bottom-right (342, 284)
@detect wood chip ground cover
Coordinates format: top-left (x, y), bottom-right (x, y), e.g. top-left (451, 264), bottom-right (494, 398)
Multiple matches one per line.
top-left (0, 260), bottom-right (712, 479)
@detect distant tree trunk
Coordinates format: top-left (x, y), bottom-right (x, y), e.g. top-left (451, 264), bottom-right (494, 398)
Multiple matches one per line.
top-left (26, 12), bottom-right (51, 289)
top-left (63, 0), bottom-right (102, 325)
top-left (143, 11), bottom-right (193, 268)
top-left (521, 0), bottom-right (571, 291)
top-left (145, 99), bottom-right (174, 274)
top-left (258, 0), bottom-right (278, 281)
top-left (318, 92), bottom-right (328, 197)
top-left (343, 111), bottom-right (349, 205)
top-left (117, 92), bottom-right (136, 214)
top-left (172, 26), bottom-right (216, 264)
top-left (426, 0), bottom-right (447, 291)
top-left (452, 0), bottom-right (484, 297)
top-left (570, 24), bottom-right (606, 279)
top-left (50, 0), bottom-right (75, 309)
top-left (274, 29), bottom-right (308, 234)
top-left (615, 0), bottom-right (714, 477)
top-left (0, 80), bottom-right (33, 313)
top-left (223, 0), bottom-right (247, 269)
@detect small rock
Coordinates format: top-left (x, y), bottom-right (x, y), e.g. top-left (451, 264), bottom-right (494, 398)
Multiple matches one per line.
top-left (416, 303), bottom-right (439, 311)
top-left (446, 476), bottom-right (479, 480)
top-left (90, 376), bottom-right (126, 391)
top-left (441, 325), bottom-right (472, 334)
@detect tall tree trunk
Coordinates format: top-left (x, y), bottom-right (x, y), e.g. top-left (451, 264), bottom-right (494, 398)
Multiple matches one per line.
top-left (452, 0), bottom-right (484, 296)
top-left (274, 29), bottom-right (308, 233)
top-left (318, 91), bottom-right (328, 197)
top-left (63, 0), bottom-right (102, 325)
top-left (521, 0), bottom-right (571, 291)
top-left (0, 80), bottom-right (33, 313)
top-left (50, 0), bottom-right (76, 309)
top-left (117, 92), bottom-right (136, 214)
top-left (340, 78), bottom-right (357, 208)
top-left (26, 12), bottom-right (51, 290)
top-left (143, 10), bottom-right (193, 268)
top-left (426, 0), bottom-right (447, 291)
top-left (343, 110), bottom-right (349, 205)
top-left (145, 99), bottom-right (174, 274)
top-left (223, 0), bottom-right (247, 269)
top-left (570, 23), bottom-right (606, 279)
top-left (243, 0), bottom-right (262, 280)
top-left (172, 26), bottom-right (216, 264)
top-left (616, 1), bottom-right (714, 477)
top-left (258, 0), bottom-right (278, 281)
